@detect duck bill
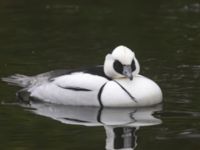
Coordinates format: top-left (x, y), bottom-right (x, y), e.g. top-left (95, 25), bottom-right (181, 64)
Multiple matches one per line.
top-left (123, 65), bottom-right (133, 80)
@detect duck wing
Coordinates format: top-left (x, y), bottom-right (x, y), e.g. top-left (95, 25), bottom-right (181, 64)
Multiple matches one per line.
top-left (49, 65), bottom-right (111, 81)
top-left (2, 65), bottom-right (110, 88)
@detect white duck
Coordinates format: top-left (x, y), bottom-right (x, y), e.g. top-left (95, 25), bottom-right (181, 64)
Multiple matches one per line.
top-left (2, 45), bottom-right (162, 107)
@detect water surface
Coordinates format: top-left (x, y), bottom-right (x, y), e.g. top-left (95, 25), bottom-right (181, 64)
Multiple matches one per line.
top-left (0, 0), bottom-right (200, 150)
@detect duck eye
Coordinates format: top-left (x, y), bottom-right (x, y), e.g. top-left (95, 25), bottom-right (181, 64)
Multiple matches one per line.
top-left (131, 60), bottom-right (136, 71)
top-left (113, 60), bottom-right (123, 74)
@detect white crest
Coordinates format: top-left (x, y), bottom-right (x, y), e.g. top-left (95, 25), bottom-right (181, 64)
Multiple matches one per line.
top-left (112, 45), bottom-right (135, 65)
top-left (104, 45), bottom-right (140, 79)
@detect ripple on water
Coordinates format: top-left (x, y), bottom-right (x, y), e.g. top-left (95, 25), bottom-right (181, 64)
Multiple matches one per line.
top-left (155, 110), bottom-right (200, 140)
top-left (180, 3), bottom-right (200, 13)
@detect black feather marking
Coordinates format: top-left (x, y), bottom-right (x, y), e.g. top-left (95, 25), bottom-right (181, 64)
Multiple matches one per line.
top-left (131, 60), bottom-right (136, 71)
top-left (83, 65), bottom-right (111, 80)
top-left (97, 83), bottom-right (107, 107)
top-left (113, 60), bottom-right (123, 74)
top-left (49, 65), bottom-right (111, 82)
top-left (16, 89), bottom-right (31, 104)
top-left (62, 117), bottom-right (90, 123)
top-left (97, 107), bottom-right (103, 123)
top-left (57, 85), bottom-right (92, 91)
top-left (113, 80), bottom-right (138, 103)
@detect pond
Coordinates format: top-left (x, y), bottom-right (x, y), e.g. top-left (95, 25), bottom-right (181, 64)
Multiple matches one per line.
top-left (0, 0), bottom-right (200, 150)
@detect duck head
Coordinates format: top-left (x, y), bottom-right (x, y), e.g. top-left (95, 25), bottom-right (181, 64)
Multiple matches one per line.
top-left (104, 45), bottom-right (140, 80)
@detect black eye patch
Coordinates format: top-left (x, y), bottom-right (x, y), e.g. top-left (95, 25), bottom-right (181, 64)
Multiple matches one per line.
top-left (113, 60), bottom-right (123, 74)
top-left (131, 60), bottom-right (136, 71)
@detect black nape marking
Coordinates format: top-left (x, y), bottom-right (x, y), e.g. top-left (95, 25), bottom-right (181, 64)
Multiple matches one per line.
top-left (57, 85), bottom-right (92, 91)
top-left (83, 65), bottom-right (111, 80)
top-left (113, 60), bottom-right (123, 74)
top-left (131, 60), bottom-right (136, 71)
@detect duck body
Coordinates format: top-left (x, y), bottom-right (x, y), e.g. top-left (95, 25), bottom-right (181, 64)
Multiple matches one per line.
top-left (2, 46), bottom-right (163, 107)
top-left (101, 75), bottom-right (162, 107)
top-left (2, 66), bottom-right (162, 107)
top-left (29, 66), bottom-right (109, 106)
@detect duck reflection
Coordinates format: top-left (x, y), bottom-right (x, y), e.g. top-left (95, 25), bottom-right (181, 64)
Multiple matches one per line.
top-left (25, 102), bottom-right (162, 150)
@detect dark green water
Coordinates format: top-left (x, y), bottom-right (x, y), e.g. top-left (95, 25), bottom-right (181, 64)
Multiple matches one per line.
top-left (0, 0), bottom-right (200, 150)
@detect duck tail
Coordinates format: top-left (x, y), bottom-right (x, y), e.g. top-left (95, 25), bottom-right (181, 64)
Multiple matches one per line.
top-left (2, 74), bottom-right (32, 88)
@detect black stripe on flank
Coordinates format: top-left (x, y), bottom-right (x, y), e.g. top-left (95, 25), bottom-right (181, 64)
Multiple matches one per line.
top-left (97, 107), bottom-right (103, 123)
top-left (57, 85), bottom-right (92, 91)
top-left (113, 80), bottom-right (138, 103)
top-left (97, 83), bottom-right (107, 107)
top-left (63, 117), bottom-right (90, 123)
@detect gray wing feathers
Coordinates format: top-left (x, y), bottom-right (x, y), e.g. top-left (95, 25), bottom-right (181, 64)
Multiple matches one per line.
top-left (2, 74), bottom-right (32, 88)
top-left (1, 67), bottom-right (107, 88)
top-left (1, 70), bottom-right (70, 88)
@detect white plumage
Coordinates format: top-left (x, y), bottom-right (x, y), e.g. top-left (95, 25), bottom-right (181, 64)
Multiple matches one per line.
top-left (2, 45), bottom-right (162, 107)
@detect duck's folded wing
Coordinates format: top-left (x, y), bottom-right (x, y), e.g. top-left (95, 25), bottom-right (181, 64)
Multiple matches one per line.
top-left (52, 72), bottom-right (109, 91)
